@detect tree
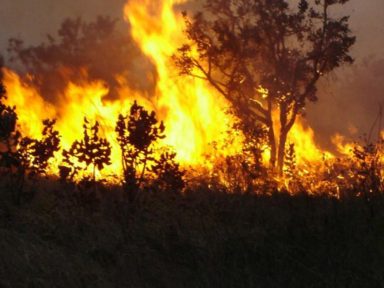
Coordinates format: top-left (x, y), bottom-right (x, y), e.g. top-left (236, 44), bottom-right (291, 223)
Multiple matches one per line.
top-left (18, 119), bottom-right (61, 176)
top-left (151, 150), bottom-right (185, 193)
top-left (59, 118), bottom-right (111, 182)
top-left (116, 101), bottom-right (165, 196)
top-left (174, 0), bottom-right (355, 173)
top-left (7, 16), bottom-right (155, 100)
top-left (1, 63), bottom-right (61, 203)
top-left (0, 58), bottom-right (19, 168)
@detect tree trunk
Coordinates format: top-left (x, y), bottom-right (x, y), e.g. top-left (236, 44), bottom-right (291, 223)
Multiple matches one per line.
top-left (277, 128), bottom-right (288, 176)
top-left (268, 126), bottom-right (276, 168)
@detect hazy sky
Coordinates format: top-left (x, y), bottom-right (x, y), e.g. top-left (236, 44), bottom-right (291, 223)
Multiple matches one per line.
top-left (0, 0), bottom-right (384, 147)
top-left (0, 0), bottom-right (126, 50)
top-left (0, 0), bottom-right (383, 56)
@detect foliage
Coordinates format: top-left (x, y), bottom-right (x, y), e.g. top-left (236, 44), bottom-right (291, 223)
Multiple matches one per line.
top-left (206, 124), bottom-right (272, 193)
top-left (348, 137), bottom-right (384, 199)
top-left (1, 68), bottom-right (61, 204)
top-left (7, 16), bottom-right (154, 99)
top-left (0, 64), bottom-right (20, 171)
top-left (0, 72), bottom-right (17, 143)
top-left (150, 149), bottom-right (185, 193)
top-left (175, 0), bottom-right (355, 172)
top-left (59, 118), bottom-right (111, 182)
top-left (116, 101), bottom-right (165, 194)
top-left (17, 119), bottom-right (61, 176)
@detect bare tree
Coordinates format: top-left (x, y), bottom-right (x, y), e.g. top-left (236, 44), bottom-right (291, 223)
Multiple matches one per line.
top-left (174, 0), bottom-right (355, 173)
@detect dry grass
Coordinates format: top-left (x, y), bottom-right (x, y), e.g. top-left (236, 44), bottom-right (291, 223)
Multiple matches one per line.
top-left (0, 178), bottom-right (384, 287)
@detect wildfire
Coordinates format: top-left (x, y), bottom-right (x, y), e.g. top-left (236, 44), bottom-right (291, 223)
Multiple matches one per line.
top-left (2, 0), bottom-right (240, 179)
top-left (1, 0), bottom-right (382, 192)
top-left (125, 0), bottom-right (240, 164)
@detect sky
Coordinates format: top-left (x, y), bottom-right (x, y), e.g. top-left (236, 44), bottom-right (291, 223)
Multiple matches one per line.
top-left (0, 0), bottom-right (384, 148)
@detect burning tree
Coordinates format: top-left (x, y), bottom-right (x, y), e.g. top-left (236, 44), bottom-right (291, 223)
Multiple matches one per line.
top-left (175, 0), bottom-right (355, 173)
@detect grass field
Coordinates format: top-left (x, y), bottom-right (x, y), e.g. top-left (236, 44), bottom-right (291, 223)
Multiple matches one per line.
top-left (1, 178), bottom-right (384, 288)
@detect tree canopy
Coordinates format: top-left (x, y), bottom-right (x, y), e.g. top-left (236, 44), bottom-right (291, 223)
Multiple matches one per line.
top-left (7, 16), bottom-right (155, 100)
top-left (175, 0), bottom-right (355, 172)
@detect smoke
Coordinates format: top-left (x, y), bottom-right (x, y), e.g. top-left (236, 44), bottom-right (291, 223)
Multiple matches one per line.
top-left (0, 0), bottom-right (126, 56)
top-left (1, 1), bottom-right (157, 103)
top-left (307, 56), bottom-right (384, 150)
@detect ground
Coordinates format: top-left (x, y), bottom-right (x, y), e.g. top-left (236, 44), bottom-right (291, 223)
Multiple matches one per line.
top-left (0, 179), bottom-right (384, 288)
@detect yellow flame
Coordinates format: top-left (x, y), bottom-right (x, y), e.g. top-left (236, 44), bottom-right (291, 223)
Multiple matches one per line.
top-left (124, 0), bottom-right (238, 164)
top-left (3, 70), bottom-right (56, 137)
top-left (2, 0), bottom-right (241, 179)
top-left (331, 133), bottom-right (354, 156)
top-left (288, 118), bottom-right (333, 165)
top-left (2, 0), bottom-right (381, 194)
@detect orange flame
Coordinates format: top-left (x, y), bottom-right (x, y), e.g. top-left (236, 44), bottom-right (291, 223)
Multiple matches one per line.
top-left (2, 0), bottom-right (241, 179)
top-left (3, 0), bottom-right (381, 192)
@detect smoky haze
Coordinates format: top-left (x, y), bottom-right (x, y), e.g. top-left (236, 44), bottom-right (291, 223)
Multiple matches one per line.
top-left (0, 0), bottom-right (126, 51)
top-left (1, 0), bottom-right (384, 151)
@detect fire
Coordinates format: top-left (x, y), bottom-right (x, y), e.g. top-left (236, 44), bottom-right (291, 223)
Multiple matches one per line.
top-left (2, 0), bottom-right (382, 193)
top-left (288, 118), bottom-right (333, 165)
top-left (3, 70), bottom-right (55, 137)
top-left (124, 0), bottom-right (238, 164)
top-left (2, 0), bottom-right (240, 179)
top-left (331, 133), bottom-right (355, 156)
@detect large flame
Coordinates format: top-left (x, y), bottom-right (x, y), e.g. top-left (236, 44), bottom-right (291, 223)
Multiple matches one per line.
top-left (2, 0), bottom-right (240, 179)
top-left (2, 0), bottom-right (381, 191)
top-left (124, 0), bottom-right (239, 164)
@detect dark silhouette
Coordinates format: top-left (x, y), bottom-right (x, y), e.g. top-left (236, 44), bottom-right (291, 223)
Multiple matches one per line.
top-left (151, 150), bottom-right (185, 193)
top-left (17, 119), bottom-right (61, 177)
top-left (116, 101), bottom-right (165, 199)
top-left (174, 0), bottom-right (355, 173)
top-left (1, 68), bottom-right (60, 203)
top-left (59, 118), bottom-right (111, 182)
top-left (7, 16), bottom-right (155, 100)
top-left (0, 59), bottom-right (18, 145)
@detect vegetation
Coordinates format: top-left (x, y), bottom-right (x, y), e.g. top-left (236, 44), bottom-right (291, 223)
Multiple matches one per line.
top-left (115, 101), bottom-right (165, 198)
top-left (0, 5), bottom-right (383, 288)
top-left (0, 80), bottom-right (383, 286)
top-left (59, 119), bottom-right (111, 183)
top-left (7, 16), bottom-right (155, 99)
top-left (1, 180), bottom-right (384, 287)
top-left (174, 0), bottom-right (355, 173)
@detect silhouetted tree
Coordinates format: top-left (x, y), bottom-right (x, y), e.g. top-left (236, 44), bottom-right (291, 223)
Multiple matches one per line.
top-left (0, 60), bottom-right (19, 169)
top-left (116, 101), bottom-right (165, 197)
top-left (17, 119), bottom-right (61, 176)
top-left (151, 150), bottom-right (185, 193)
top-left (5, 119), bottom-right (60, 205)
top-left (8, 16), bottom-right (155, 100)
top-left (1, 67), bottom-right (60, 203)
top-left (175, 0), bottom-right (355, 173)
top-left (59, 118), bottom-right (111, 182)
